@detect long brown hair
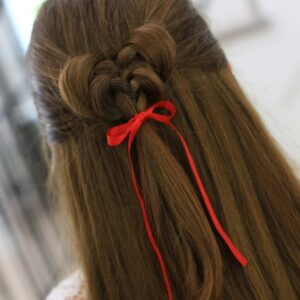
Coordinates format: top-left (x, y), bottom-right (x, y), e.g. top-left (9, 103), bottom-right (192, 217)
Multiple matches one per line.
top-left (26, 0), bottom-right (300, 299)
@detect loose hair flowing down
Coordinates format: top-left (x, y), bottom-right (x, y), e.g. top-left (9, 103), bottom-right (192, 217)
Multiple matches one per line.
top-left (26, 0), bottom-right (300, 299)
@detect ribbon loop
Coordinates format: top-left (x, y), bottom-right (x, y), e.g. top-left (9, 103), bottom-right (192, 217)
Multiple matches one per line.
top-left (106, 100), bottom-right (248, 300)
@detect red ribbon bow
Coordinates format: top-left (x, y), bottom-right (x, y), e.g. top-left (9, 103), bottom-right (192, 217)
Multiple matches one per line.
top-left (107, 100), bottom-right (248, 300)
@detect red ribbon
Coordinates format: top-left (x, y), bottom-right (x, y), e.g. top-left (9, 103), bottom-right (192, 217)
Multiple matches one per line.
top-left (107, 100), bottom-right (248, 300)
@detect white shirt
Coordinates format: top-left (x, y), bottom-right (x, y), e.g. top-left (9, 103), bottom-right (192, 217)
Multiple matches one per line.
top-left (45, 269), bottom-right (87, 300)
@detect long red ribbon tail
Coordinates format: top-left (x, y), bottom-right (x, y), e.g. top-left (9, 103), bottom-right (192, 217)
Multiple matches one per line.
top-left (165, 121), bottom-right (248, 267)
top-left (127, 126), bottom-right (174, 300)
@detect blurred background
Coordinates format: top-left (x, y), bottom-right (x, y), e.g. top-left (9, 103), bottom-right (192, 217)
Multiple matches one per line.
top-left (0, 0), bottom-right (299, 299)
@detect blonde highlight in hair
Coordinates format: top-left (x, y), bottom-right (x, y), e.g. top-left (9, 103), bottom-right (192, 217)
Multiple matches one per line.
top-left (27, 0), bottom-right (300, 299)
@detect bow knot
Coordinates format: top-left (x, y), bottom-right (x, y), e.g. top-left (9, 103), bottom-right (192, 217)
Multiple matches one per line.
top-left (107, 101), bottom-right (176, 147)
top-left (133, 110), bottom-right (150, 125)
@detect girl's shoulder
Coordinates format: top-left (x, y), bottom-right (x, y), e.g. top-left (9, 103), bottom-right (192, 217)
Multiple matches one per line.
top-left (45, 269), bottom-right (87, 300)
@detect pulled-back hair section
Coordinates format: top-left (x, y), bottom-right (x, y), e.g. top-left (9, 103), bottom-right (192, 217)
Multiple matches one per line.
top-left (27, 0), bottom-right (227, 144)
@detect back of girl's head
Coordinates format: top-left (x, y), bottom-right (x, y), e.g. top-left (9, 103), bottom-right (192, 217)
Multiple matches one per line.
top-left (26, 0), bottom-right (300, 299)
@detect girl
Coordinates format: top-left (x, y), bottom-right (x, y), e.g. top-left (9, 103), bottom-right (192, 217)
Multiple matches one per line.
top-left (26, 0), bottom-right (300, 299)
